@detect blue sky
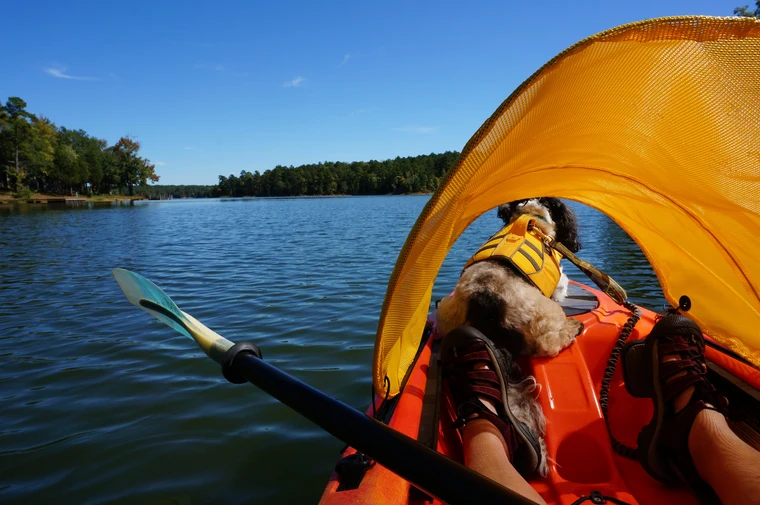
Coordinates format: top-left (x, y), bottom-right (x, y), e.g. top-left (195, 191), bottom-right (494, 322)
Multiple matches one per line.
top-left (1, 0), bottom-right (741, 185)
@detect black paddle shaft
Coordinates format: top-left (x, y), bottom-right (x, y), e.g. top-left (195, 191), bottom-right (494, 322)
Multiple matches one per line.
top-left (229, 351), bottom-right (539, 505)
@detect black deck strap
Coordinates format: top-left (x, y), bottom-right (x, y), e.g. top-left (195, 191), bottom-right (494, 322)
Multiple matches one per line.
top-left (570, 490), bottom-right (633, 505)
top-left (221, 342), bottom-right (263, 384)
top-left (599, 300), bottom-right (641, 459)
top-left (409, 337), bottom-right (443, 503)
top-left (334, 452), bottom-right (374, 491)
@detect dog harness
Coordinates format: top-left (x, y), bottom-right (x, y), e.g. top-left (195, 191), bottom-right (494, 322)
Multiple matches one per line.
top-left (462, 214), bottom-right (563, 298)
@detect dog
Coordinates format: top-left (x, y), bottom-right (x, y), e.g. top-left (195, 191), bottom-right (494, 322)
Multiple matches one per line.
top-left (436, 197), bottom-right (584, 358)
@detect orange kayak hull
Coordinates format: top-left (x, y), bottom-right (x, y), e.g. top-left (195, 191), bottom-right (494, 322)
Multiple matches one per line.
top-left (320, 282), bottom-right (759, 505)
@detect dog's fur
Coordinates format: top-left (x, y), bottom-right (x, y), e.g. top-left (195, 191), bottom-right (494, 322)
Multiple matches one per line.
top-left (508, 377), bottom-right (548, 476)
top-left (437, 198), bottom-right (583, 357)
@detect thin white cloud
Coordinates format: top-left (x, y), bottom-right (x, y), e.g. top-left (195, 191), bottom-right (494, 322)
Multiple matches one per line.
top-left (283, 76), bottom-right (305, 88)
top-left (193, 63), bottom-right (225, 71)
top-left (393, 126), bottom-right (439, 134)
top-left (183, 146), bottom-right (196, 151)
top-left (154, 161), bottom-right (167, 166)
top-left (340, 54), bottom-right (351, 66)
top-left (44, 66), bottom-right (98, 81)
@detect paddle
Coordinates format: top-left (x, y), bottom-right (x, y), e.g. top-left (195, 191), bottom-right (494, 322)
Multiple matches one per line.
top-left (112, 268), bottom-right (539, 505)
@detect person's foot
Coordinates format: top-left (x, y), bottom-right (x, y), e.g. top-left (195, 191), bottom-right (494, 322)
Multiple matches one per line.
top-left (624, 315), bottom-right (728, 498)
top-left (440, 326), bottom-right (543, 476)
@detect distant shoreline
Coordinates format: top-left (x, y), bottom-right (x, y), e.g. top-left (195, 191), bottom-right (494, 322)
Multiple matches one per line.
top-left (218, 192), bottom-right (434, 198)
top-left (0, 192), bottom-right (435, 205)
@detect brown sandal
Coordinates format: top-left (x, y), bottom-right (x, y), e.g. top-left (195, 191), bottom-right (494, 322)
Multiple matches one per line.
top-left (622, 315), bottom-right (728, 500)
top-left (440, 326), bottom-right (543, 476)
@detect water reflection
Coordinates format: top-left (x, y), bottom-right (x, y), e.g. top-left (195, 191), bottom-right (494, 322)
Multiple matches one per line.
top-left (0, 200), bottom-right (146, 216)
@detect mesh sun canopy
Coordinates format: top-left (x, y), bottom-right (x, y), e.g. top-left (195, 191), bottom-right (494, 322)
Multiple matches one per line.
top-left (373, 16), bottom-right (760, 397)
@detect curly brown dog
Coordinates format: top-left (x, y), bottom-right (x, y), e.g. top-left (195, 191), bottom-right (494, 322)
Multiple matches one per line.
top-left (436, 198), bottom-right (583, 358)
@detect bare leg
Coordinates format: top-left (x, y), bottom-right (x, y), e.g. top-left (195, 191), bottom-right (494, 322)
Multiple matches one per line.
top-left (689, 410), bottom-right (760, 504)
top-left (463, 418), bottom-right (546, 505)
top-left (461, 363), bottom-right (547, 505)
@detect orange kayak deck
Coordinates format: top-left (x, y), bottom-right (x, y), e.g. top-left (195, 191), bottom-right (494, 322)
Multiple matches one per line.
top-left (320, 282), bottom-right (760, 505)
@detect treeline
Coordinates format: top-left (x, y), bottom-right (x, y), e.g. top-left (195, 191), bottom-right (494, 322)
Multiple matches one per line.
top-left (133, 185), bottom-right (214, 199)
top-left (134, 149), bottom-right (461, 200)
top-left (0, 97), bottom-right (159, 197)
top-left (216, 151), bottom-right (460, 197)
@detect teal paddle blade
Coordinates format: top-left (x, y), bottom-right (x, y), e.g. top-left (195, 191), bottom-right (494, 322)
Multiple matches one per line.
top-left (112, 268), bottom-right (193, 339)
top-left (112, 268), bottom-right (235, 362)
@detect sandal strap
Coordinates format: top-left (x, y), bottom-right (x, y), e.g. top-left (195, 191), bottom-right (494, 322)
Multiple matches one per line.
top-left (659, 340), bottom-right (700, 356)
top-left (662, 372), bottom-right (708, 404)
top-left (660, 358), bottom-right (700, 378)
top-left (466, 370), bottom-right (500, 384)
top-left (470, 385), bottom-right (503, 402)
top-left (461, 350), bottom-right (492, 362)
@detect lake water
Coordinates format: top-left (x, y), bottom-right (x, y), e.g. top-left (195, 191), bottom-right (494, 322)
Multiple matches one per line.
top-left (0, 196), bottom-right (665, 504)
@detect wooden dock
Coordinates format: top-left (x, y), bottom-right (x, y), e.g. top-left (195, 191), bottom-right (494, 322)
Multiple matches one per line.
top-left (25, 197), bottom-right (88, 204)
top-left (0, 196), bottom-right (148, 205)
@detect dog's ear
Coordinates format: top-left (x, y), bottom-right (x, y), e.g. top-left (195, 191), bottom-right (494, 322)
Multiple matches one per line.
top-left (496, 203), bottom-right (514, 225)
top-left (545, 199), bottom-right (582, 252)
top-left (496, 200), bottom-right (523, 225)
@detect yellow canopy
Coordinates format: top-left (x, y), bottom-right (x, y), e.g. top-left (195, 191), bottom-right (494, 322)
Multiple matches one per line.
top-left (373, 16), bottom-right (760, 398)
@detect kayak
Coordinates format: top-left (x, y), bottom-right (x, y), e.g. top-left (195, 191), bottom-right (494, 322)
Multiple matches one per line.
top-left (319, 282), bottom-right (760, 505)
top-left (336, 15), bottom-right (760, 505)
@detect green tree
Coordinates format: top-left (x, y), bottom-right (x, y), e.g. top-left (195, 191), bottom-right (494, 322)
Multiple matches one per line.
top-left (0, 97), bottom-right (35, 188)
top-left (52, 143), bottom-right (82, 194)
top-left (735, 1), bottom-right (760, 16)
top-left (218, 175), bottom-right (230, 195)
top-left (0, 105), bottom-right (8, 187)
top-left (56, 128), bottom-right (110, 194)
top-left (101, 147), bottom-right (120, 193)
top-left (85, 137), bottom-right (108, 194)
top-left (54, 127), bottom-right (90, 194)
top-left (111, 137), bottom-right (159, 195)
top-left (26, 117), bottom-right (58, 191)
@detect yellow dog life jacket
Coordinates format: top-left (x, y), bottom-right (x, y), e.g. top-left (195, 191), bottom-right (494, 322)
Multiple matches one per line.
top-left (462, 214), bottom-right (563, 298)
